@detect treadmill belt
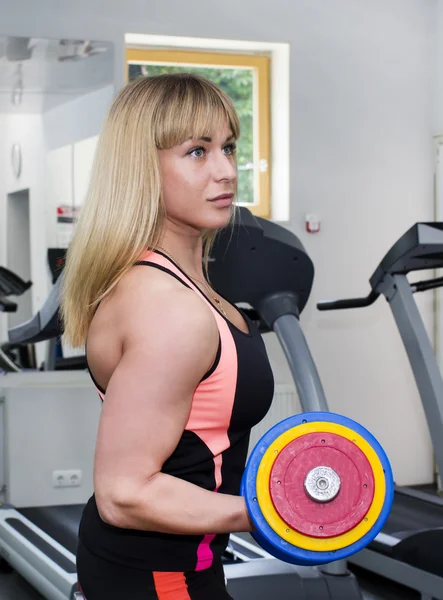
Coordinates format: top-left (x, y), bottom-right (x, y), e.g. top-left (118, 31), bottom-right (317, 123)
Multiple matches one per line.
top-left (384, 492), bottom-right (443, 535)
top-left (6, 517), bottom-right (76, 573)
top-left (18, 504), bottom-right (85, 555)
top-left (393, 528), bottom-right (443, 577)
top-left (370, 492), bottom-right (443, 577)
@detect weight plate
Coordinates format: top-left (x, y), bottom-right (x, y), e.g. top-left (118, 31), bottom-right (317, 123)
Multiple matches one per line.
top-left (269, 431), bottom-right (375, 538)
top-left (241, 411), bottom-right (394, 565)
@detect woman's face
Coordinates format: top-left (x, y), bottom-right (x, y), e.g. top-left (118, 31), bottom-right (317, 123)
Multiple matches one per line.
top-left (158, 121), bottom-right (238, 233)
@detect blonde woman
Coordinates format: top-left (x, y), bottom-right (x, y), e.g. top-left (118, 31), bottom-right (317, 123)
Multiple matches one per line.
top-left (61, 74), bottom-right (275, 599)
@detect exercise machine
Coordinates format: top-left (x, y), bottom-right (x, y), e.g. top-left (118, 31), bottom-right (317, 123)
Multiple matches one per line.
top-left (318, 222), bottom-right (443, 600)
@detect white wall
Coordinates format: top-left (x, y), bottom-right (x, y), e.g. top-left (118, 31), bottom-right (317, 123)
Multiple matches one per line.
top-left (0, 0), bottom-right (439, 485)
top-left (433, 1), bottom-right (443, 135)
top-left (286, 1), bottom-right (436, 486)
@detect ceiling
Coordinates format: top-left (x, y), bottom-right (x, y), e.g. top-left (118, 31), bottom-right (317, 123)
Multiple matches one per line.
top-left (0, 36), bottom-right (114, 113)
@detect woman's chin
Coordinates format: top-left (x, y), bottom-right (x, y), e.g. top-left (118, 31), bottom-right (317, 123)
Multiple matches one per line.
top-left (171, 205), bottom-right (235, 233)
top-left (205, 204), bottom-right (235, 228)
top-left (206, 213), bottom-right (233, 231)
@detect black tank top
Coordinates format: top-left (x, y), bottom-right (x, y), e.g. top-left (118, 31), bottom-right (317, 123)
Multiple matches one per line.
top-left (78, 250), bottom-right (275, 571)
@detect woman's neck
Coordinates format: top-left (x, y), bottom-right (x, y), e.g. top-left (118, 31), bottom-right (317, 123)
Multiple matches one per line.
top-left (157, 235), bottom-right (205, 280)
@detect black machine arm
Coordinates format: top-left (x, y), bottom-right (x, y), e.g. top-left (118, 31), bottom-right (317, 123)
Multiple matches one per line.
top-left (0, 296), bottom-right (18, 312)
top-left (318, 274), bottom-right (443, 312)
top-left (318, 222), bottom-right (443, 312)
top-left (0, 266), bottom-right (32, 313)
top-left (411, 276), bottom-right (443, 293)
top-left (317, 290), bottom-right (379, 311)
top-left (0, 266), bottom-right (32, 296)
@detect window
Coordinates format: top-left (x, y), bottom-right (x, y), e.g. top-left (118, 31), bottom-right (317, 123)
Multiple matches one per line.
top-left (126, 49), bottom-right (271, 219)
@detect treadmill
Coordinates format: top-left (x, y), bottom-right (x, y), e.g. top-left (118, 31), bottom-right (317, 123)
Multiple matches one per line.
top-left (318, 222), bottom-right (443, 600)
top-left (0, 207), bottom-right (371, 600)
top-left (0, 266), bottom-right (33, 373)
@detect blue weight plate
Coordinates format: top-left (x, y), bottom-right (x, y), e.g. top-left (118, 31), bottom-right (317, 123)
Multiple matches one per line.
top-left (241, 411), bottom-right (394, 565)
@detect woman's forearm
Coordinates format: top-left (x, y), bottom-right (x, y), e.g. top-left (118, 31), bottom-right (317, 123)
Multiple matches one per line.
top-left (98, 472), bottom-right (254, 535)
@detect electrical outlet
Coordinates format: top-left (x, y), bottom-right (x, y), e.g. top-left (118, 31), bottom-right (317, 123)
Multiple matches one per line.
top-left (52, 469), bottom-right (82, 488)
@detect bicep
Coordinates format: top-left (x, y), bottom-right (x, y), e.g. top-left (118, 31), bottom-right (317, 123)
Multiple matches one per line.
top-left (93, 291), bottom-right (218, 508)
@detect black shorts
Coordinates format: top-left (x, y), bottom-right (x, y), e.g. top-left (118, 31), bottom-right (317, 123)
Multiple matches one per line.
top-left (76, 540), bottom-right (233, 599)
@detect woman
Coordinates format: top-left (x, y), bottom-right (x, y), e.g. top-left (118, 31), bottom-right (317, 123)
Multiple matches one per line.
top-left (61, 73), bottom-right (275, 599)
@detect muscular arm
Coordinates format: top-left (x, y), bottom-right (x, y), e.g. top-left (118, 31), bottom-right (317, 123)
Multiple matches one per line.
top-left (94, 270), bottom-right (253, 535)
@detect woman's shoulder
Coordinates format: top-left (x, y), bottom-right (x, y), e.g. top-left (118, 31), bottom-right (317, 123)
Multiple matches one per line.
top-left (113, 262), bottom-right (192, 309)
top-left (99, 264), bottom-right (218, 343)
top-left (87, 265), bottom-right (219, 393)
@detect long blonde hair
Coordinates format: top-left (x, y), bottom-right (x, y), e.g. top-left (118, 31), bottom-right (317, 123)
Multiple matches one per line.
top-left (60, 73), bottom-right (240, 347)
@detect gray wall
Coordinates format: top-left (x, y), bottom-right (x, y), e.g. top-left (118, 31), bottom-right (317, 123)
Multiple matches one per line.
top-left (43, 84), bottom-right (114, 151)
top-left (0, 0), bottom-right (439, 484)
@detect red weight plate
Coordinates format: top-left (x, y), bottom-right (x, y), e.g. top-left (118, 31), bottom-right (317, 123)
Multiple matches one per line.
top-left (269, 432), bottom-right (375, 538)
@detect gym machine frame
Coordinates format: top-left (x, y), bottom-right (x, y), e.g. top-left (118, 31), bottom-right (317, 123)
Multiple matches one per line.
top-left (319, 222), bottom-right (443, 600)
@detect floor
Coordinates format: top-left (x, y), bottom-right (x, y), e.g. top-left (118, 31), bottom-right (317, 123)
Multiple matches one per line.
top-left (0, 569), bottom-right (43, 600)
top-left (0, 564), bottom-right (421, 600)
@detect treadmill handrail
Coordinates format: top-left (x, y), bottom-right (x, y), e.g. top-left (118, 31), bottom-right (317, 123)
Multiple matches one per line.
top-left (412, 276), bottom-right (443, 293)
top-left (317, 289), bottom-right (379, 311)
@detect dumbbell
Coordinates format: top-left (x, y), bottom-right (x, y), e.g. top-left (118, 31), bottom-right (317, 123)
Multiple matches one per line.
top-left (241, 411), bottom-right (394, 565)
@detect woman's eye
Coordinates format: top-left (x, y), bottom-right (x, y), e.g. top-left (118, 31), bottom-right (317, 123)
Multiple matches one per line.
top-left (223, 143), bottom-right (237, 155)
top-left (189, 147), bottom-right (205, 158)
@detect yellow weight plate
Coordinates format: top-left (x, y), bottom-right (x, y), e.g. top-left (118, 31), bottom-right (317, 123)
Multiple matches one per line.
top-left (256, 421), bottom-right (386, 552)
